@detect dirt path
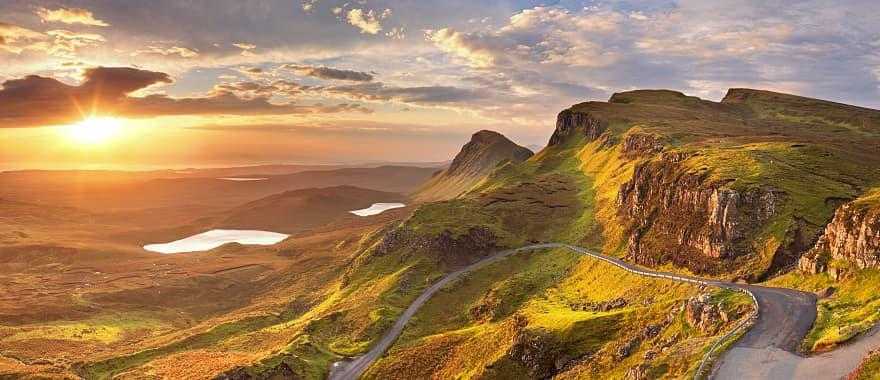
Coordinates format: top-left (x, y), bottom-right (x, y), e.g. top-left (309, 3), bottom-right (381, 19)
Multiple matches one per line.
top-left (325, 243), bottom-right (832, 380)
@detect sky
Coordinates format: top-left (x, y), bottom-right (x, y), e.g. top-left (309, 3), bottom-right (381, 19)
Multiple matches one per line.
top-left (1, 0), bottom-right (879, 169)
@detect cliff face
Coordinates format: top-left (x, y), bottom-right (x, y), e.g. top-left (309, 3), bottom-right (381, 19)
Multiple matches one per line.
top-left (414, 130), bottom-right (533, 202)
top-left (800, 196), bottom-right (880, 273)
top-left (548, 109), bottom-right (606, 146)
top-left (543, 88), bottom-right (880, 277)
top-left (616, 153), bottom-right (782, 273)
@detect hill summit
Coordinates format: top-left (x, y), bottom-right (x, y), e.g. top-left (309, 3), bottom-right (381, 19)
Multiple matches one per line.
top-left (414, 130), bottom-right (533, 202)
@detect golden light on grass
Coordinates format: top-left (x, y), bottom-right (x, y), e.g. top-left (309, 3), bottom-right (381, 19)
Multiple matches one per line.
top-left (64, 117), bottom-right (123, 145)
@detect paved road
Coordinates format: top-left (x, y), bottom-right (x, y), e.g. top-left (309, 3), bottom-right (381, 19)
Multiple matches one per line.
top-left (327, 243), bottom-right (821, 380)
top-left (714, 322), bottom-right (880, 379)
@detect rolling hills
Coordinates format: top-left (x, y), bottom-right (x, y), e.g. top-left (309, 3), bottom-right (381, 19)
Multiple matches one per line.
top-left (216, 186), bottom-right (406, 234)
top-left (2, 88), bottom-right (880, 379)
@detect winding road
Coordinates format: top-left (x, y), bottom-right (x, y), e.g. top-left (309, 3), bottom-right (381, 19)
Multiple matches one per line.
top-left (327, 243), bottom-right (838, 380)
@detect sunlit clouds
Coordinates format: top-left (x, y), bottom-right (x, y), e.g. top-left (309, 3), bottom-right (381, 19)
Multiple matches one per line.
top-left (1, 0), bottom-right (879, 168)
top-left (36, 7), bottom-right (109, 27)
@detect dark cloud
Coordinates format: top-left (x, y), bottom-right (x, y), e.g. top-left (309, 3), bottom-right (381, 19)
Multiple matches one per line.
top-left (316, 82), bottom-right (486, 105)
top-left (284, 64), bottom-right (374, 82)
top-left (81, 67), bottom-right (172, 99)
top-left (125, 93), bottom-right (371, 117)
top-left (0, 66), bottom-right (369, 127)
top-left (0, 67), bottom-right (170, 127)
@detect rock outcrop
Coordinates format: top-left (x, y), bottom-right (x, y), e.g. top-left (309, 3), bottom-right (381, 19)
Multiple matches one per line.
top-left (369, 225), bottom-right (498, 267)
top-left (414, 130), bottom-right (533, 202)
top-left (616, 153), bottom-right (782, 273)
top-left (800, 196), bottom-right (880, 273)
top-left (548, 109), bottom-right (606, 146)
top-left (621, 132), bottom-right (665, 157)
top-left (684, 294), bottom-right (728, 334)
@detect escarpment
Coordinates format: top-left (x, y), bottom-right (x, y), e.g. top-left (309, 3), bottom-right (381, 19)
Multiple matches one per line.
top-left (616, 153), bottom-right (783, 274)
top-left (800, 193), bottom-right (880, 273)
top-left (548, 109), bottom-right (607, 146)
top-left (545, 88), bottom-right (880, 277)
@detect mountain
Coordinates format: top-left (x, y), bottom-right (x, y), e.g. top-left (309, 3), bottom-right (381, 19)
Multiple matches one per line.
top-left (20, 89), bottom-right (880, 379)
top-left (267, 88), bottom-right (877, 380)
top-left (216, 185), bottom-right (406, 233)
top-left (0, 165), bottom-right (436, 213)
top-left (548, 88), bottom-right (879, 278)
top-left (413, 130), bottom-right (533, 202)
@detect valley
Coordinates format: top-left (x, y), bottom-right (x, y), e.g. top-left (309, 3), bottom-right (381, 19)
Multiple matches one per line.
top-left (1, 88), bottom-right (879, 380)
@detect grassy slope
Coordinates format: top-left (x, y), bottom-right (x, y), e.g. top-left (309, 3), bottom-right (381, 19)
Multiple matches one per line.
top-left (44, 89), bottom-right (880, 379)
top-left (356, 140), bottom-right (752, 379)
top-left (567, 90), bottom-right (880, 279)
top-left (358, 90), bottom-right (878, 378)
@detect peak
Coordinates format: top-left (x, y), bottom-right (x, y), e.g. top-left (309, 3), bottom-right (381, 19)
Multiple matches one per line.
top-left (721, 88), bottom-right (792, 103)
top-left (722, 88), bottom-right (880, 114)
top-left (414, 130), bottom-right (533, 201)
top-left (608, 89), bottom-right (694, 105)
top-left (720, 88), bottom-right (833, 105)
top-left (470, 130), bottom-right (507, 143)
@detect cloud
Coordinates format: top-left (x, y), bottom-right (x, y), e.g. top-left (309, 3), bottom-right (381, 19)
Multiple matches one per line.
top-left (301, 0), bottom-right (319, 13)
top-left (427, 6), bottom-right (622, 69)
top-left (282, 64), bottom-right (374, 81)
top-left (212, 79), bottom-right (308, 98)
top-left (635, 20), bottom-right (795, 59)
top-left (132, 45), bottom-right (199, 58)
top-left (385, 27), bottom-right (405, 40)
top-left (36, 7), bottom-right (109, 27)
top-left (315, 82), bottom-right (487, 105)
top-left (125, 92), bottom-right (371, 117)
top-left (346, 8), bottom-right (386, 35)
top-left (0, 66), bottom-right (370, 128)
top-left (0, 22), bottom-right (45, 54)
top-left (426, 28), bottom-right (501, 68)
top-left (232, 42), bottom-right (257, 56)
top-left (232, 42), bottom-right (256, 50)
top-left (0, 23), bottom-right (106, 57)
top-left (0, 67), bottom-right (170, 127)
top-left (44, 29), bottom-right (105, 57)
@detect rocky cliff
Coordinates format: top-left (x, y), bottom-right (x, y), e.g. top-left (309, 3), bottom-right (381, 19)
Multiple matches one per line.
top-left (616, 152), bottom-right (783, 274)
top-left (414, 130), bottom-right (533, 202)
top-left (800, 192), bottom-right (880, 273)
top-left (546, 88), bottom-right (879, 277)
top-left (548, 109), bottom-right (607, 146)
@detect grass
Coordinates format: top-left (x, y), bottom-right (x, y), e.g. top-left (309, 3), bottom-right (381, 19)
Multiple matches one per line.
top-left (851, 350), bottom-right (880, 380)
top-left (362, 247), bottom-right (753, 380)
top-left (3, 314), bottom-right (169, 345)
top-left (75, 303), bottom-right (316, 379)
top-left (61, 89), bottom-right (879, 379)
top-left (769, 266), bottom-right (880, 352)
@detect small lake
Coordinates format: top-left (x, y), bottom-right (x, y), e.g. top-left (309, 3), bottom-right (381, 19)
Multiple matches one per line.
top-left (217, 177), bottom-right (269, 181)
top-left (143, 229), bottom-right (289, 254)
top-left (350, 203), bottom-right (406, 217)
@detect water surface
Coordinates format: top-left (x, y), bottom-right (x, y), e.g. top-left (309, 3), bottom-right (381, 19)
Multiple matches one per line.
top-left (350, 203), bottom-right (406, 217)
top-left (143, 229), bottom-right (289, 254)
top-left (217, 177), bottom-right (269, 181)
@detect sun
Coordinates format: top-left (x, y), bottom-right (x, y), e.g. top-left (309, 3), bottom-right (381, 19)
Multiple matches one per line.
top-left (66, 117), bottom-right (123, 145)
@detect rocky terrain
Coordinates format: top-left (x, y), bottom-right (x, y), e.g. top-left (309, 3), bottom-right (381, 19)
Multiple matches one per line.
top-left (800, 190), bottom-right (880, 273)
top-left (550, 89), bottom-right (880, 279)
